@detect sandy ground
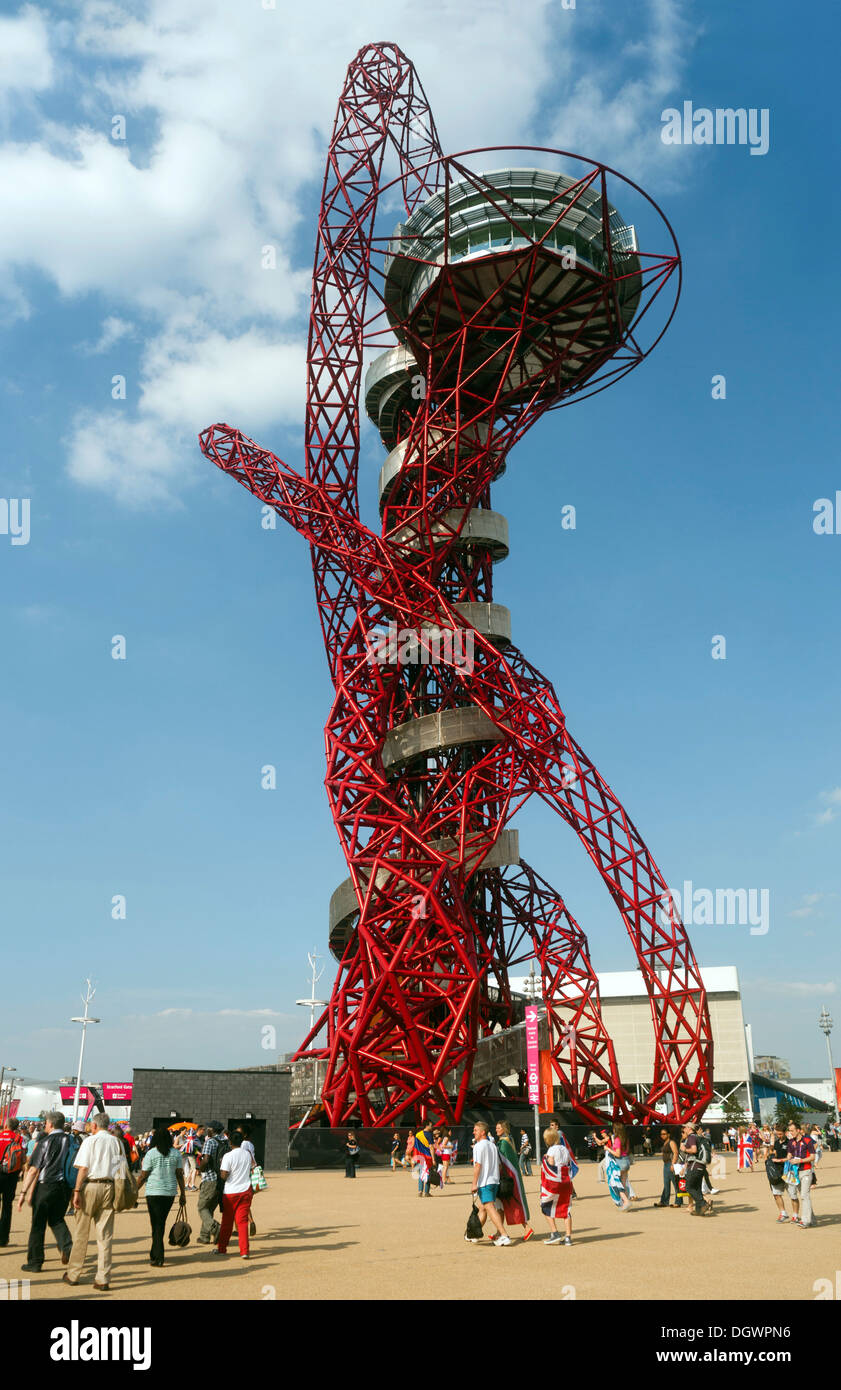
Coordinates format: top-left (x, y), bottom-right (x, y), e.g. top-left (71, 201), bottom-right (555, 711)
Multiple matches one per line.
top-left (2, 1150), bottom-right (838, 1302)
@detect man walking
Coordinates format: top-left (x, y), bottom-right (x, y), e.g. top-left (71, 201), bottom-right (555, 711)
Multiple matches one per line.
top-left (762, 1123), bottom-right (794, 1222)
top-left (0, 1117), bottom-right (26, 1247)
top-left (681, 1123), bottom-right (712, 1217)
top-left (63, 1111), bottom-right (124, 1290)
top-left (519, 1129), bottom-right (533, 1177)
top-left (17, 1111), bottom-right (73, 1273)
top-left (468, 1120), bottom-right (510, 1245)
top-left (196, 1120), bottom-right (226, 1243)
top-left (786, 1120), bottom-right (817, 1229)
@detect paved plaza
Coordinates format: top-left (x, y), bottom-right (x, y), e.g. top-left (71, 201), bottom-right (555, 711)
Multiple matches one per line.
top-left (2, 1150), bottom-right (838, 1302)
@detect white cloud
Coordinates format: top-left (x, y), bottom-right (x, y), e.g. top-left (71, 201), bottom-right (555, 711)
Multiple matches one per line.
top-left (0, 0), bottom-right (698, 504)
top-left (813, 787), bottom-right (841, 827)
top-left (542, 0), bottom-right (698, 181)
top-left (0, 6), bottom-right (53, 96)
top-left (790, 892), bottom-right (825, 919)
top-left (81, 315), bottom-right (134, 355)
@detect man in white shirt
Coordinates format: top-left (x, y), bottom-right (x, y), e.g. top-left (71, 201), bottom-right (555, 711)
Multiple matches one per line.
top-left (63, 1111), bottom-right (124, 1291)
top-left (468, 1121), bottom-right (510, 1246)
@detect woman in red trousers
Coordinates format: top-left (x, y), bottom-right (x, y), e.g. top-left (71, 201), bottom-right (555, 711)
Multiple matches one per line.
top-left (212, 1131), bottom-right (255, 1259)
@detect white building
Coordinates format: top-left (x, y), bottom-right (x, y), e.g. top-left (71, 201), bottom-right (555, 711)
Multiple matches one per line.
top-left (510, 964), bottom-right (751, 1120)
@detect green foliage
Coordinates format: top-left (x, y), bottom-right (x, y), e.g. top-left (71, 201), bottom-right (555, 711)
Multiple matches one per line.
top-left (773, 1097), bottom-right (804, 1128)
top-left (721, 1093), bottom-right (746, 1123)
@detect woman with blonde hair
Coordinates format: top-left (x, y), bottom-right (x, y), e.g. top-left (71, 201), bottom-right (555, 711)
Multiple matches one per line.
top-left (494, 1121), bottom-right (534, 1240)
top-left (539, 1125), bottom-right (574, 1245)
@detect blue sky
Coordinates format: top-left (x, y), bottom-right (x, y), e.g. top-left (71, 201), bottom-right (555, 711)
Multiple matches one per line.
top-left (1, 0), bottom-right (838, 1088)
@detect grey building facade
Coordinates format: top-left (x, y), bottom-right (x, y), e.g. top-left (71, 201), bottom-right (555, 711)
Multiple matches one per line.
top-left (130, 1066), bottom-right (291, 1171)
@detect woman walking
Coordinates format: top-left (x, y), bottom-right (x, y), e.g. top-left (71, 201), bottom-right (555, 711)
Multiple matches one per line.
top-left (438, 1129), bottom-right (454, 1186)
top-left (655, 1126), bottom-right (682, 1208)
top-left (540, 1125), bottom-right (574, 1245)
top-left (136, 1126), bottom-right (187, 1268)
top-left (182, 1129), bottom-right (199, 1190)
top-left (495, 1122), bottom-right (534, 1240)
top-left (597, 1125), bottom-right (632, 1210)
top-left (213, 1130), bottom-right (255, 1258)
top-left (737, 1127), bottom-right (754, 1172)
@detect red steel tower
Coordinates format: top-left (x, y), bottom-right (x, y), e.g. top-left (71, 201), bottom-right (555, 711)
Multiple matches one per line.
top-left (200, 43), bottom-right (713, 1127)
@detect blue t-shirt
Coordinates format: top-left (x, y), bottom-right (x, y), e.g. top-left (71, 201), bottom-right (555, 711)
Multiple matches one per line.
top-left (141, 1147), bottom-right (183, 1196)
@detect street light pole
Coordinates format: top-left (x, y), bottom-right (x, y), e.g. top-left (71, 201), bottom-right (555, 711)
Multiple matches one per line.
top-left (295, 952), bottom-right (328, 1104)
top-left (70, 980), bottom-right (101, 1124)
top-left (3, 1078), bottom-right (18, 1126)
top-left (819, 1007), bottom-right (839, 1125)
top-left (0, 1067), bottom-right (15, 1126)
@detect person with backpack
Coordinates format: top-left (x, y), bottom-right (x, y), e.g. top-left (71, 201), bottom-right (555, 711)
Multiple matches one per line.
top-left (61, 1120), bottom-right (85, 1213)
top-left (681, 1122), bottom-right (713, 1217)
top-left (0, 1117), bottom-right (26, 1246)
top-left (17, 1110), bottom-right (74, 1273)
top-left (212, 1129), bottom-right (255, 1259)
top-left (195, 1121), bottom-right (229, 1243)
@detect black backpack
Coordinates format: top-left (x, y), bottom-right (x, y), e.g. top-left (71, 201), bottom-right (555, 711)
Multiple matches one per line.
top-left (211, 1135), bottom-right (231, 1179)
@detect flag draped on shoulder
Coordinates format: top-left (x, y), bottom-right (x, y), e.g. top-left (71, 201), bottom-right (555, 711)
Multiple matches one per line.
top-left (540, 1148), bottom-right (572, 1218)
top-left (556, 1129), bottom-right (579, 1178)
top-left (413, 1130), bottom-right (432, 1161)
top-left (497, 1136), bottom-right (529, 1224)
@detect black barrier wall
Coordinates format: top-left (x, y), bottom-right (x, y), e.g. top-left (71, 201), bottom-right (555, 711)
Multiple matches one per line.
top-left (287, 1112), bottom-right (734, 1168)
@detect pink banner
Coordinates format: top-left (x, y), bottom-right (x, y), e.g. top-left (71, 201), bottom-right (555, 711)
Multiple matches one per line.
top-left (102, 1083), bottom-right (133, 1103)
top-left (525, 1004), bottom-right (540, 1105)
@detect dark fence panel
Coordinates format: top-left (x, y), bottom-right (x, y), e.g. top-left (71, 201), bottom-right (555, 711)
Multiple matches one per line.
top-left (286, 1110), bottom-right (730, 1168)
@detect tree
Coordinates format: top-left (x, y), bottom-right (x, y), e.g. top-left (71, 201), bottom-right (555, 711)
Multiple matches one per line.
top-left (721, 1092), bottom-right (747, 1124)
top-left (773, 1097), bottom-right (803, 1129)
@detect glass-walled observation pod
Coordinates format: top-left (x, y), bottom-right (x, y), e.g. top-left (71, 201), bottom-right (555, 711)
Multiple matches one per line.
top-left (381, 168), bottom-right (643, 403)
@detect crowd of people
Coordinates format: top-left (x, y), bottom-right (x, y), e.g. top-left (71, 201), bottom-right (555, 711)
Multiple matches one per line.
top-left (0, 1106), bottom-right (833, 1279)
top-left (376, 1112), bottom-right (834, 1244)
top-left (0, 1112), bottom-right (266, 1290)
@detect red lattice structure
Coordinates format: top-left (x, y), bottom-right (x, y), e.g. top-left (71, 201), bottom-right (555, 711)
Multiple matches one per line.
top-left (200, 43), bottom-right (713, 1127)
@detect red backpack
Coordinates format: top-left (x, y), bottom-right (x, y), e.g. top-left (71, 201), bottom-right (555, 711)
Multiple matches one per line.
top-left (0, 1133), bottom-right (25, 1175)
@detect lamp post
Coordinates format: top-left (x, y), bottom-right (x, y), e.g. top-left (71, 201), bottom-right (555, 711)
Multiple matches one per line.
top-left (70, 979), bottom-right (101, 1124)
top-left (0, 1067), bottom-right (16, 1125)
top-left (295, 952), bottom-right (329, 1104)
top-left (0, 1067), bottom-right (15, 1126)
top-left (819, 1007), bottom-right (839, 1125)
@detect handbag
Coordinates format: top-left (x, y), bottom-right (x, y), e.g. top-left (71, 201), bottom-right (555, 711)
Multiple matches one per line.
top-left (465, 1199), bottom-right (484, 1241)
top-left (113, 1157), bottom-right (138, 1212)
top-left (498, 1172), bottom-right (515, 1202)
top-left (168, 1200), bottom-right (192, 1247)
top-left (250, 1165), bottom-right (268, 1192)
